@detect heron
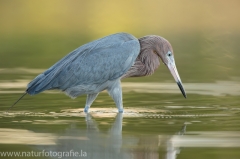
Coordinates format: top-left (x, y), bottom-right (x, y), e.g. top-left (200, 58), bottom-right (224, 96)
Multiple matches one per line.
top-left (9, 33), bottom-right (186, 113)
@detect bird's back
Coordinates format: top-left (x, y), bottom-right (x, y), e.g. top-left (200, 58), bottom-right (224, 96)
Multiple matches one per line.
top-left (27, 33), bottom-right (140, 97)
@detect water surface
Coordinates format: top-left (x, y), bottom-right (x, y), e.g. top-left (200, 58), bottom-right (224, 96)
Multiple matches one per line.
top-left (0, 69), bottom-right (240, 159)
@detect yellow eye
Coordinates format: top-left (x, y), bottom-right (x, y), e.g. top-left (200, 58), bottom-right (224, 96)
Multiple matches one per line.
top-left (153, 51), bottom-right (157, 55)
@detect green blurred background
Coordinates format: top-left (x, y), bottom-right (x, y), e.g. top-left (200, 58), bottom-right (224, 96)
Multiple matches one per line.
top-left (1, 0), bottom-right (240, 83)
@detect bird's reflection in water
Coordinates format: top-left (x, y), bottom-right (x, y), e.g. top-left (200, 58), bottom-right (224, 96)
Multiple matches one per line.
top-left (38, 113), bottom-right (133, 159)
top-left (37, 113), bottom-right (185, 159)
top-left (165, 124), bottom-right (186, 159)
top-left (83, 113), bottom-right (127, 158)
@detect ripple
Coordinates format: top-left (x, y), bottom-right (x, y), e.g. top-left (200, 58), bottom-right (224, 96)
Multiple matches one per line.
top-left (0, 108), bottom-right (230, 119)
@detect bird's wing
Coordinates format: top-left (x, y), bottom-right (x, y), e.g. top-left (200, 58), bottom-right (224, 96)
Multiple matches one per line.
top-left (27, 33), bottom-right (140, 94)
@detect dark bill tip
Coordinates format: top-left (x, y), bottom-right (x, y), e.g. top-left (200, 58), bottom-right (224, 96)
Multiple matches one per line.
top-left (177, 81), bottom-right (187, 98)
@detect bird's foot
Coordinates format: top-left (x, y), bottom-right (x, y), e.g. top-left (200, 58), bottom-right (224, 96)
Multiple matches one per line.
top-left (84, 106), bottom-right (90, 113)
top-left (118, 109), bottom-right (124, 113)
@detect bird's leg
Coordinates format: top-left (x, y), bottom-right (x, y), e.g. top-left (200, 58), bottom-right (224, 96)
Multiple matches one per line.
top-left (107, 80), bottom-right (124, 113)
top-left (84, 93), bottom-right (99, 113)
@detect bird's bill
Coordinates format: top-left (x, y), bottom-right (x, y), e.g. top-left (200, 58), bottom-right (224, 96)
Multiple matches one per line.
top-left (167, 63), bottom-right (187, 98)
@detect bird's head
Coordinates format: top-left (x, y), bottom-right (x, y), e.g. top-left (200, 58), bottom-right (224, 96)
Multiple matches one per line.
top-left (139, 35), bottom-right (187, 98)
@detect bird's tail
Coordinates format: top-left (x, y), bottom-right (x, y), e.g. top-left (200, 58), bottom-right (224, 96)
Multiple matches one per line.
top-left (7, 92), bottom-right (27, 112)
top-left (26, 73), bottom-right (53, 95)
top-left (7, 71), bottom-right (54, 111)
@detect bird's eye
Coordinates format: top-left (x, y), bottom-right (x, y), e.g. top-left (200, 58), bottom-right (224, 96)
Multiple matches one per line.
top-left (167, 52), bottom-right (171, 57)
top-left (153, 51), bottom-right (157, 55)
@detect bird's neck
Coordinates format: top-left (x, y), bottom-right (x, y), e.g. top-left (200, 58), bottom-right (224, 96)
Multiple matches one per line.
top-left (137, 46), bottom-right (160, 76)
top-left (122, 38), bottom-right (160, 79)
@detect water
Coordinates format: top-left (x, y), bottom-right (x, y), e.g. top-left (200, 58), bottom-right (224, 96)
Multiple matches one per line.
top-left (0, 69), bottom-right (240, 159)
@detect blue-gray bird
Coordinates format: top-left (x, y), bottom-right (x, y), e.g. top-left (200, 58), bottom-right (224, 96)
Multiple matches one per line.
top-left (10, 33), bottom-right (186, 113)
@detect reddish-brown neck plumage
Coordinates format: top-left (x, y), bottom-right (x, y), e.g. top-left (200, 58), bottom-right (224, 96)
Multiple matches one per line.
top-left (122, 35), bottom-right (172, 79)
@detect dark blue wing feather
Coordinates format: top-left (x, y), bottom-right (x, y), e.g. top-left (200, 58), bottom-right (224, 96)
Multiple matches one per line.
top-left (27, 33), bottom-right (140, 95)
